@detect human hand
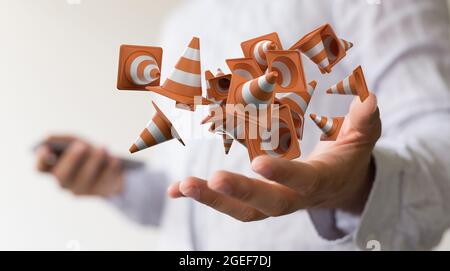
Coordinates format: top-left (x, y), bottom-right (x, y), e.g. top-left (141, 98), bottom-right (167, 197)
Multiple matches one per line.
top-left (168, 93), bottom-right (380, 221)
top-left (35, 135), bottom-right (124, 197)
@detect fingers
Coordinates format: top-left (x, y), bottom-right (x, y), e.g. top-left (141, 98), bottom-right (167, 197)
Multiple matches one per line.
top-left (91, 156), bottom-right (124, 197)
top-left (52, 141), bottom-right (89, 188)
top-left (70, 147), bottom-right (108, 194)
top-left (36, 146), bottom-right (56, 172)
top-left (251, 156), bottom-right (319, 195)
top-left (349, 92), bottom-right (380, 134)
top-left (208, 171), bottom-right (301, 217)
top-left (167, 181), bottom-right (184, 198)
top-left (176, 177), bottom-right (267, 222)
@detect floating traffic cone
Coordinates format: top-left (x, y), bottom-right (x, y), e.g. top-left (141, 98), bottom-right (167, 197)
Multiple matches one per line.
top-left (278, 80), bottom-right (317, 117)
top-left (310, 114), bottom-right (344, 141)
top-left (326, 66), bottom-right (369, 102)
top-left (230, 72), bottom-right (278, 107)
top-left (205, 69), bottom-right (232, 103)
top-left (245, 105), bottom-right (300, 161)
top-left (290, 24), bottom-right (353, 74)
top-left (117, 44), bottom-right (163, 91)
top-left (241, 32), bottom-right (283, 72)
top-left (146, 37), bottom-right (211, 111)
top-left (266, 50), bottom-right (307, 93)
top-left (226, 58), bottom-right (263, 81)
top-left (129, 101), bottom-right (185, 154)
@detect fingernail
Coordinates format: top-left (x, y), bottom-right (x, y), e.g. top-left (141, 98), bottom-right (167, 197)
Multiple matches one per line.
top-left (212, 182), bottom-right (232, 195)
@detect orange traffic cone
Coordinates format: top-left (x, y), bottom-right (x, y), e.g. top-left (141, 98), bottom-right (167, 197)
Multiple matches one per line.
top-left (231, 72), bottom-right (278, 107)
top-left (241, 32), bottom-right (283, 72)
top-left (290, 24), bottom-right (353, 74)
top-left (278, 80), bottom-right (317, 117)
top-left (117, 45), bottom-right (163, 91)
top-left (226, 58), bottom-right (263, 81)
top-left (245, 105), bottom-right (300, 161)
top-left (129, 101), bottom-right (185, 154)
top-left (266, 50), bottom-right (307, 93)
top-left (326, 66), bottom-right (369, 102)
top-left (205, 69), bottom-right (232, 103)
top-left (146, 37), bottom-right (211, 111)
top-left (310, 114), bottom-right (344, 141)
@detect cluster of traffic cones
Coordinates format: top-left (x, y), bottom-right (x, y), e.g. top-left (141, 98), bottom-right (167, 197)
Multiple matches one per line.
top-left (115, 23), bottom-right (371, 160)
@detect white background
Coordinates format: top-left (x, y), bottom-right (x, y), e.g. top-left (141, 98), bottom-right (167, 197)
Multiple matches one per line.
top-left (0, 0), bottom-right (449, 250)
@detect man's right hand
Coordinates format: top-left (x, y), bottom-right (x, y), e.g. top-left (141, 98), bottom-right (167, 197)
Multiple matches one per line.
top-left (35, 136), bottom-right (124, 197)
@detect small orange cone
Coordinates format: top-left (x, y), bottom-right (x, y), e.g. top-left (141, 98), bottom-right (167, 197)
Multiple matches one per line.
top-left (326, 66), bottom-right (369, 102)
top-left (146, 37), bottom-right (211, 111)
top-left (226, 58), bottom-right (263, 81)
top-left (290, 28), bottom-right (330, 72)
top-left (310, 114), bottom-right (344, 141)
top-left (241, 32), bottom-right (283, 71)
top-left (266, 50), bottom-right (307, 93)
top-left (278, 80), bottom-right (317, 117)
top-left (205, 69), bottom-right (232, 103)
top-left (232, 72), bottom-right (278, 107)
top-left (117, 45), bottom-right (163, 91)
top-left (129, 101), bottom-right (185, 154)
top-left (340, 39), bottom-right (353, 51)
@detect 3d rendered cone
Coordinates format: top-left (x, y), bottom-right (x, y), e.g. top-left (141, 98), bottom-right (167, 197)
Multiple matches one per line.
top-left (310, 114), bottom-right (344, 141)
top-left (229, 71), bottom-right (278, 107)
top-left (326, 66), bottom-right (369, 102)
top-left (245, 105), bottom-right (301, 161)
top-left (278, 80), bottom-right (317, 117)
top-left (266, 50), bottom-right (308, 94)
top-left (117, 45), bottom-right (163, 91)
top-left (129, 101), bottom-right (185, 154)
top-left (241, 32), bottom-right (283, 72)
top-left (226, 58), bottom-right (263, 81)
top-left (146, 37), bottom-right (211, 109)
top-left (205, 69), bottom-right (232, 103)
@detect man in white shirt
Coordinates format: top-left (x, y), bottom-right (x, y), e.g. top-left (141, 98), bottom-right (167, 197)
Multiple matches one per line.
top-left (35, 0), bottom-right (450, 250)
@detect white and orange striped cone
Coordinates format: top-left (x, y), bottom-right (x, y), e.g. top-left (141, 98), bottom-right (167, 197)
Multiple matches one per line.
top-left (266, 50), bottom-right (307, 93)
top-left (290, 28), bottom-right (330, 73)
top-left (245, 105), bottom-right (300, 161)
top-left (310, 114), bottom-right (344, 141)
top-left (205, 68), bottom-right (232, 103)
top-left (278, 80), bottom-right (317, 117)
top-left (129, 101), bottom-right (185, 154)
top-left (226, 58), bottom-right (264, 81)
top-left (146, 37), bottom-right (211, 111)
top-left (117, 45), bottom-right (163, 91)
top-left (241, 33), bottom-right (283, 72)
top-left (231, 71), bottom-right (278, 107)
top-left (325, 66), bottom-right (369, 102)
top-left (340, 39), bottom-right (353, 51)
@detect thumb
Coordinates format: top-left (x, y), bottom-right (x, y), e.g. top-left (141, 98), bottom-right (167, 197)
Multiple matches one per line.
top-left (348, 92), bottom-right (380, 134)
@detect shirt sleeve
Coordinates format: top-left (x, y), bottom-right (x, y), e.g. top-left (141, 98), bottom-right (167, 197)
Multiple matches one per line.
top-left (107, 165), bottom-right (169, 227)
top-left (326, 0), bottom-right (450, 250)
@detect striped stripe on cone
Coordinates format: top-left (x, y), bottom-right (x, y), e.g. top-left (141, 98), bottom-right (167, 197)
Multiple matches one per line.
top-left (278, 80), bottom-right (317, 117)
top-left (325, 66), bottom-right (369, 102)
top-left (126, 52), bottom-right (160, 86)
top-left (147, 37), bottom-right (205, 105)
top-left (129, 102), bottom-right (184, 153)
top-left (310, 114), bottom-right (344, 141)
top-left (226, 58), bottom-right (264, 81)
top-left (252, 40), bottom-right (277, 70)
top-left (236, 71), bottom-right (278, 106)
top-left (340, 39), bottom-right (353, 52)
top-left (297, 33), bottom-right (330, 71)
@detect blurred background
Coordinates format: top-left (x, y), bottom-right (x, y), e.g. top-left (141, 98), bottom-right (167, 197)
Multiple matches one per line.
top-left (0, 0), bottom-right (449, 250)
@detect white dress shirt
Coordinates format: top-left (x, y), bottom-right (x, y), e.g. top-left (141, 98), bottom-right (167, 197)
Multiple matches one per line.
top-left (109, 0), bottom-right (450, 250)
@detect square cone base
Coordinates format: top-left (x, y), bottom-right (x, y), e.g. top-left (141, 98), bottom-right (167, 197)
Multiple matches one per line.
top-left (266, 50), bottom-right (307, 94)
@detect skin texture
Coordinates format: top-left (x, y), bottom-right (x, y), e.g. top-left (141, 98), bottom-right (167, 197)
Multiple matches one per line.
top-left (36, 93), bottom-right (380, 222)
top-left (35, 136), bottom-right (123, 197)
top-left (168, 93), bottom-right (381, 221)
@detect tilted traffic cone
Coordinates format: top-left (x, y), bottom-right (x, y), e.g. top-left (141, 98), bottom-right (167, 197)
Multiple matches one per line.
top-left (241, 32), bottom-right (283, 72)
top-left (129, 101), bottom-right (185, 153)
top-left (233, 71), bottom-right (278, 107)
top-left (340, 39), bottom-right (353, 51)
top-left (310, 114), bottom-right (344, 141)
top-left (266, 50), bottom-right (307, 93)
top-left (146, 37), bottom-right (211, 111)
top-left (278, 80), bottom-right (317, 117)
top-left (226, 58), bottom-right (263, 81)
top-left (205, 68), bottom-right (232, 103)
top-left (326, 66), bottom-right (369, 102)
top-left (117, 45), bottom-right (163, 91)
top-left (290, 28), bottom-right (330, 72)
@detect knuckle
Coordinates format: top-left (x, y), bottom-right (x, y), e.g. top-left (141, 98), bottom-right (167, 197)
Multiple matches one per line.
top-left (269, 197), bottom-right (291, 217)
